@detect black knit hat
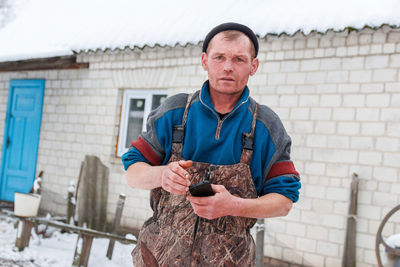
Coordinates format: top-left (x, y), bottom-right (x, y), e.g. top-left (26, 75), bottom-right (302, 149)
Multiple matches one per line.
top-left (202, 22), bottom-right (259, 58)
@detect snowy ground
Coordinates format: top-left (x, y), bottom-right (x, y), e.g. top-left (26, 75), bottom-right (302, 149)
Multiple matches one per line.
top-left (0, 217), bottom-right (136, 267)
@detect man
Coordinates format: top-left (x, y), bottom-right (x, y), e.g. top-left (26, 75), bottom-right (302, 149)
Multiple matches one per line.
top-left (122, 22), bottom-right (301, 266)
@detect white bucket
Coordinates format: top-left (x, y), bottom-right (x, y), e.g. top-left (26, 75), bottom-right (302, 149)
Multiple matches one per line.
top-left (14, 192), bottom-right (41, 217)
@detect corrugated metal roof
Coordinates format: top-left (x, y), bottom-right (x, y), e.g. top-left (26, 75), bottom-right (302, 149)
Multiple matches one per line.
top-left (0, 0), bottom-right (400, 62)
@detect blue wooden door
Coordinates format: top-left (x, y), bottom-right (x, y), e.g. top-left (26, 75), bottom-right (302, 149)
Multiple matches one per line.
top-left (0, 80), bottom-right (45, 202)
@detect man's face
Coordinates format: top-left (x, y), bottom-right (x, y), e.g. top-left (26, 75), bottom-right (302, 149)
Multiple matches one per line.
top-left (201, 32), bottom-right (259, 97)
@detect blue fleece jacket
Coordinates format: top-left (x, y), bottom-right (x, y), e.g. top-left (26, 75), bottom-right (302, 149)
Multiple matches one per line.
top-left (122, 81), bottom-right (301, 202)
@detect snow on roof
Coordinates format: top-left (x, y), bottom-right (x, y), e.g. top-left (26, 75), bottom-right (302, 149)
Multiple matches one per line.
top-left (0, 0), bottom-right (400, 62)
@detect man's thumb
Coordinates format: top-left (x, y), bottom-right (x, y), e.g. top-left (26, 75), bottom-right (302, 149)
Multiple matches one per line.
top-left (178, 160), bottom-right (193, 169)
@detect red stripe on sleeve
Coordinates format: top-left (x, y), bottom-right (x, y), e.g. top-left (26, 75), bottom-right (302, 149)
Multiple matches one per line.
top-left (131, 137), bottom-right (162, 166)
top-left (267, 161), bottom-right (299, 179)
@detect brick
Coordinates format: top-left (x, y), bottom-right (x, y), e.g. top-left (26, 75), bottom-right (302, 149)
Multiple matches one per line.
top-left (301, 59), bottom-right (320, 71)
top-left (306, 225), bottom-right (329, 240)
top-left (381, 108), bottom-right (400, 121)
top-left (383, 43), bottom-right (396, 53)
top-left (286, 73), bottom-right (306, 84)
top-left (388, 32), bottom-right (400, 42)
top-left (282, 248), bottom-right (304, 265)
top-left (333, 108), bottom-right (355, 120)
top-left (393, 94), bottom-right (400, 106)
top-left (294, 122), bottom-right (313, 133)
top-left (320, 58), bottom-right (341, 70)
top-left (320, 94), bottom-right (341, 107)
top-left (370, 44), bottom-right (383, 53)
top-left (260, 95), bottom-right (279, 107)
top-left (296, 237), bottom-right (316, 252)
top-left (343, 94), bottom-right (365, 107)
top-left (378, 182), bottom-right (391, 193)
top-left (374, 167), bottom-right (398, 182)
top-left (316, 84), bottom-right (337, 93)
top-left (349, 70), bottom-right (372, 82)
top-left (388, 123), bottom-right (400, 137)
top-left (337, 122), bottom-right (360, 135)
top-left (336, 47), bottom-right (347, 56)
top-left (366, 94), bottom-right (390, 107)
top-left (327, 136), bottom-right (349, 149)
top-left (268, 73), bottom-right (286, 85)
top-left (359, 151), bottom-right (382, 165)
top-left (310, 108), bottom-right (332, 120)
top-left (347, 46), bottom-right (358, 56)
top-left (327, 71), bottom-right (348, 83)
top-left (305, 162), bottom-right (325, 175)
top-left (295, 85), bottom-right (315, 94)
top-left (304, 185), bottom-right (326, 199)
top-left (316, 241), bottom-right (339, 257)
top-left (383, 152), bottom-right (400, 167)
top-left (303, 253), bottom-right (324, 266)
top-left (299, 95), bottom-right (319, 106)
top-left (281, 61), bottom-right (299, 72)
top-left (290, 108), bottom-right (309, 120)
top-left (365, 55), bottom-right (389, 69)
top-left (328, 229), bottom-right (345, 243)
top-left (322, 214), bottom-right (346, 228)
top-left (262, 62), bottom-right (280, 73)
top-left (326, 187), bottom-right (348, 201)
top-left (358, 204), bottom-right (381, 220)
top-left (376, 137), bottom-right (399, 152)
top-left (342, 57), bottom-right (364, 70)
top-left (313, 199), bottom-right (334, 214)
top-left (373, 69), bottom-right (397, 82)
top-left (279, 95), bottom-right (298, 107)
top-left (306, 135), bottom-right (327, 147)
top-left (326, 163), bottom-right (348, 177)
top-left (390, 54), bottom-right (400, 67)
top-left (306, 72), bottom-right (326, 84)
top-left (338, 84), bottom-right (360, 93)
top-left (358, 190), bottom-right (372, 204)
top-left (286, 222), bottom-right (306, 236)
top-left (361, 122), bottom-right (385, 135)
top-left (313, 148), bottom-right (358, 164)
top-left (276, 85), bottom-right (295, 94)
top-left (356, 108), bottom-right (380, 121)
top-left (291, 147), bottom-right (312, 161)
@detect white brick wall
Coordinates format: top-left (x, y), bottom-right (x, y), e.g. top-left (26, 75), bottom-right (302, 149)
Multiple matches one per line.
top-left (0, 26), bottom-right (399, 266)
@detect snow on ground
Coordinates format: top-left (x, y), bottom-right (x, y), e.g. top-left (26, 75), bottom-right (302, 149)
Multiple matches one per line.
top-left (0, 217), bottom-right (135, 267)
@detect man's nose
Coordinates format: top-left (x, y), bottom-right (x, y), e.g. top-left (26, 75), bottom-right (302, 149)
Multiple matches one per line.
top-left (223, 59), bottom-right (233, 72)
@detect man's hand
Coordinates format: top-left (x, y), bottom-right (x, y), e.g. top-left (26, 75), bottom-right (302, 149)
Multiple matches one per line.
top-left (187, 184), bottom-right (293, 219)
top-left (160, 160), bottom-right (192, 195)
top-left (187, 184), bottom-right (235, 220)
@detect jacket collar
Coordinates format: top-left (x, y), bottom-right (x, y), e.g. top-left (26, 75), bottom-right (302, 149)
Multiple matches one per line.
top-left (199, 80), bottom-right (250, 115)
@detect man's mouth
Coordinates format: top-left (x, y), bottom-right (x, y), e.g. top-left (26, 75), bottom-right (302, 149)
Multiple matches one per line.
top-left (220, 77), bottom-right (234, 82)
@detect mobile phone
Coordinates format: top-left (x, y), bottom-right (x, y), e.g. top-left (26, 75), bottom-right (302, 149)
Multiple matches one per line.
top-left (189, 181), bottom-right (215, 197)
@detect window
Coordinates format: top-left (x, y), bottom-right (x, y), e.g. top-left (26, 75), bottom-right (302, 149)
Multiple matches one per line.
top-left (117, 89), bottom-right (167, 156)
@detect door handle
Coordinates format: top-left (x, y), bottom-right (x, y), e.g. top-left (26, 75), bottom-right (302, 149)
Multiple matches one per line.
top-left (6, 137), bottom-right (10, 148)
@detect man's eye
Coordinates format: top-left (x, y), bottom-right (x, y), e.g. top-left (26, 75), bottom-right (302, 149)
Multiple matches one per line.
top-left (237, 57), bottom-right (244, 62)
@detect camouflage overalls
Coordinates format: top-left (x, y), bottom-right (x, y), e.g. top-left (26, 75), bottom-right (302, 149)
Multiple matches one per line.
top-left (132, 94), bottom-right (259, 266)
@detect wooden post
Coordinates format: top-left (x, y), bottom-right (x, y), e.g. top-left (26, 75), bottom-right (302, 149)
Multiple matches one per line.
top-left (255, 218), bottom-right (265, 267)
top-left (67, 181), bottom-right (76, 225)
top-left (342, 173), bottom-right (359, 267)
top-left (72, 233), bottom-right (94, 267)
top-left (106, 194), bottom-right (126, 259)
top-left (15, 219), bottom-right (34, 251)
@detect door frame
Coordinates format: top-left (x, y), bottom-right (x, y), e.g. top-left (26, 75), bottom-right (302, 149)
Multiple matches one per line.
top-left (0, 79), bottom-right (45, 201)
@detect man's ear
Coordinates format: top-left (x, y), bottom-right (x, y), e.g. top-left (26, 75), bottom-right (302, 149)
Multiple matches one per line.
top-left (201, 52), bottom-right (208, 71)
top-left (250, 58), bottom-right (259, 76)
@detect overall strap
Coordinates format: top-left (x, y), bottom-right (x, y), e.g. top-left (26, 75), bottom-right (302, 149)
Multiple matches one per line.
top-left (240, 102), bottom-right (259, 165)
top-left (171, 93), bottom-right (193, 157)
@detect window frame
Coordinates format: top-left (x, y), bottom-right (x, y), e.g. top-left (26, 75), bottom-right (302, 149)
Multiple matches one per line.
top-left (117, 89), bottom-right (167, 157)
